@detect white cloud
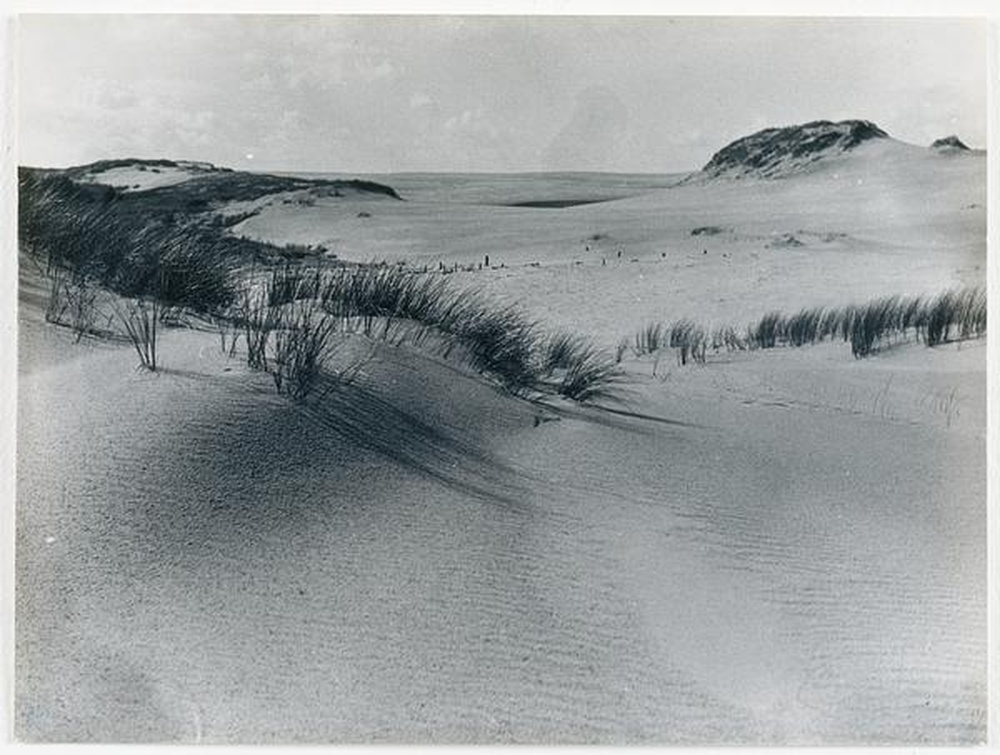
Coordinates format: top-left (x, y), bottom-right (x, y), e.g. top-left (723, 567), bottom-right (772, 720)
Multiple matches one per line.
top-left (16, 15), bottom-right (988, 172)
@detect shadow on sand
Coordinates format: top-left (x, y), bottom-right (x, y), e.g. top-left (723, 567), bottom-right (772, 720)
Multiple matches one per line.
top-left (293, 373), bottom-right (534, 509)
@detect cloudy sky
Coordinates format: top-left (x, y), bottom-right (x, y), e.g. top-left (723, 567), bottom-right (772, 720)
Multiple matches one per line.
top-left (17, 14), bottom-right (988, 173)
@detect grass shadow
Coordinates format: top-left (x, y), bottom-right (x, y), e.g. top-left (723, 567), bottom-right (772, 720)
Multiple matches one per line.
top-left (295, 373), bottom-right (534, 509)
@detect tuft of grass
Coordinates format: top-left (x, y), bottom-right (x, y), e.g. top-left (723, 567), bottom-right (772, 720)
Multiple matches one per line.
top-left (542, 332), bottom-right (589, 372)
top-left (849, 295), bottom-right (900, 357)
top-left (318, 265), bottom-right (542, 394)
top-left (536, 333), bottom-right (626, 403)
top-left (312, 265), bottom-right (629, 402)
top-left (270, 298), bottom-right (340, 400)
top-left (453, 304), bottom-right (541, 394)
top-left (113, 296), bottom-right (159, 371)
top-left (923, 287), bottom-right (987, 347)
top-left (267, 263), bottom-right (322, 308)
top-left (235, 283), bottom-right (276, 371)
top-left (711, 324), bottom-right (746, 352)
top-left (669, 319), bottom-right (707, 365)
top-left (615, 337), bottom-right (630, 364)
top-left (554, 345), bottom-right (627, 403)
top-left (46, 268), bottom-right (101, 342)
top-left (783, 306), bottom-right (826, 347)
top-left (632, 322), bottom-right (666, 356)
top-left (748, 311), bottom-right (785, 349)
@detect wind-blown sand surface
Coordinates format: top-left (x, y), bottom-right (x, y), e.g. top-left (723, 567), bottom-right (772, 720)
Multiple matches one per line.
top-left (16, 140), bottom-right (986, 743)
top-left (16, 296), bottom-right (985, 743)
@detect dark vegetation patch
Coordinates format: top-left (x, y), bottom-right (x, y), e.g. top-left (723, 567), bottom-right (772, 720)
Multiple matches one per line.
top-left (64, 157), bottom-right (200, 175)
top-left (701, 120), bottom-right (889, 179)
top-left (503, 197), bottom-right (620, 208)
top-left (766, 233), bottom-right (805, 248)
top-left (930, 135), bottom-right (970, 151)
top-left (131, 172), bottom-right (400, 212)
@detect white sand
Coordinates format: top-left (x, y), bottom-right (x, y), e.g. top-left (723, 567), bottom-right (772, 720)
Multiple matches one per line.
top-left (78, 163), bottom-right (203, 192)
top-left (15, 142), bottom-right (986, 743)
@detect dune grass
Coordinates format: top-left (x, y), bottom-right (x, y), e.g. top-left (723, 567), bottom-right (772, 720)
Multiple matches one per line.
top-left (22, 168), bottom-right (626, 405)
top-left (45, 269), bottom-right (101, 342)
top-left (113, 296), bottom-right (159, 371)
top-left (219, 263), bottom-right (625, 404)
top-left (710, 324), bottom-right (747, 353)
top-left (267, 263), bottom-right (323, 308)
top-left (669, 319), bottom-right (708, 365)
top-left (633, 322), bottom-right (667, 357)
top-left (234, 284), bottom-right (276, 372)
top-left (549, 344), bottom-right (628, 403)
top-left (628, 286), bottom-right (986, 367)
top-left (632, 319), bottom-right (707, 365)
top-left (318, 266), bottom-right (625, 399)
top-left (270, 298), bottom-right (340, 401)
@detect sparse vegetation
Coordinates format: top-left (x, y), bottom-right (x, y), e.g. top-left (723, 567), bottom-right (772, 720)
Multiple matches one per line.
top-left (235, 284), bottom-right (276, 372)
top-left (633, 322), bottom-right (667, 357)
top-left (205, 262), bottom-right (626, 404)
top-left (543, 332), bottom-right (590, 373)
top-left (669, 319), bottom-right (707, 365)
top-left (749, 311), bottom-right (784, 349)
top-left (711, 324), bottom-right (747, 353)
top-left (627, 287), bottom-right (986, 367)
top-left (270, 298), bottom-right (340, 400)
top-left (45, 268), bottom-right (101, 342)
top-left (632, 319), bottom-right (707, 365)
top-left (113, 296), bottom-right (159, 371)
top-left (548, 343), bottom-right (626, 402)
top-left (268, 263), bottom-right (322, 307)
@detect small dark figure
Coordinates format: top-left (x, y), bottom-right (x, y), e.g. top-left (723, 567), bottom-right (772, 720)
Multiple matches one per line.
top-left (703, 249), bottom-right (707, 254)
top-left (617, 250), bottom-right (622, 259)
top-left (602, 258), bottom-right (606, 266)
top-left (485, 254), bottom-right (490, 267)
top-left (661, 252), bottom-right (666, 258)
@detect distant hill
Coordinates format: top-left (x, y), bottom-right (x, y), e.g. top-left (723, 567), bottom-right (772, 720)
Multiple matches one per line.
top-left (18, 158), bottom-right (405, 274)
top-left (930, 135), bottom-right (970, 152)
top-left (699, 120), bottom-right (891, 180)
top-left (32, 157), bottom-right (403, 202)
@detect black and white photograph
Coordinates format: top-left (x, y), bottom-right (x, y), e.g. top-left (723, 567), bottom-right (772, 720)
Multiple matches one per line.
top-left (4, 4), bottom-right (995, 747)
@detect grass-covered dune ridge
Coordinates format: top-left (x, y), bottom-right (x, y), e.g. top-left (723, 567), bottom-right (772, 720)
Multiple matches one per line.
top-left (229, 262), bottom-right (627, 403)
top-left (20, 166), bottom-right (627, 404)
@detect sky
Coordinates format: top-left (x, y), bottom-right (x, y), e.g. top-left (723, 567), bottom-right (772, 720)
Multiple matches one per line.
top-left (16, 14), bottom-right (989, 173)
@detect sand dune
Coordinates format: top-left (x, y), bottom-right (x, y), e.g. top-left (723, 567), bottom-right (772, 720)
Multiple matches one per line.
top-left (16, 289), bottom-right (985, 742)
top-left (230, 142), bottom-right (984, 347)
top-left (15, 127), bottom-right (987, 743)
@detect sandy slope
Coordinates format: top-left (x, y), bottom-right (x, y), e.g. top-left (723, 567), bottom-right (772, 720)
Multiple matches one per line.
top-left (78, 164), bottom-right (202, 192)
top-left (16, 295), bottom-right (985, 743)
